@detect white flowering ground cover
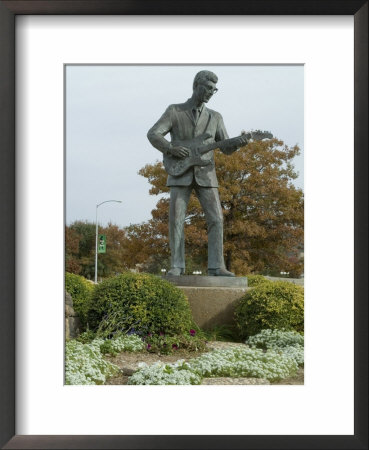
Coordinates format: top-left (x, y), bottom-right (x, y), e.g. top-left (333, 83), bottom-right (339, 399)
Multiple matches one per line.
top-left (127, 345), bottom-right (299, 385)
top-left (65, 335), bottom-right (144, 385)
top-left (127, 360), bottom-right (203, 385)
top-left (65, 330), bottom-right (304, 386)
top-left (247, 329), bottom-right (304, 366)
top-left (128, 330), bottom-right (304, 385)
top-left (99, 334), bottom-right (145, 355)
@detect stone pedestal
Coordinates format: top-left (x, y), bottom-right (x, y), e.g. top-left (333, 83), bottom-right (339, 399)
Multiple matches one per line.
top-left (164, 276), bottom-right (249, 330)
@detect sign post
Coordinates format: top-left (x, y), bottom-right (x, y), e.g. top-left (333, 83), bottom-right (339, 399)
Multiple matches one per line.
top-left (94, 200), bottom-right (122, 283)
top-left (98, 234), bottom-right (106, 253)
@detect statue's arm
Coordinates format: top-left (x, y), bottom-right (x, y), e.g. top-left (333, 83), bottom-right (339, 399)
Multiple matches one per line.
top-left (147, 106), bottom-right (189, 159)
top-left (147, 106), bottom-right (173, 155)
top-left (215, 113), bottom-right (229, 143)
top-left (215, 113), bottom-right (236, 155)
top-left (216, 113), bottom-right (247, 154)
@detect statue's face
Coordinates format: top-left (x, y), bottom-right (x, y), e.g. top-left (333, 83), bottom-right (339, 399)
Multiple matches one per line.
top-left (195, 80), bottom-right (218, 103)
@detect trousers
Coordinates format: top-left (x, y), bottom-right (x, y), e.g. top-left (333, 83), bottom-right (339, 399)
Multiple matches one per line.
top-left (169, 183), bottom-right (225, 270)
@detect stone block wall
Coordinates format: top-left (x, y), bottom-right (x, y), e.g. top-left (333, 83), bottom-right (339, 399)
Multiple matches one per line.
top-left (65, 291), bottom-right (82, 339)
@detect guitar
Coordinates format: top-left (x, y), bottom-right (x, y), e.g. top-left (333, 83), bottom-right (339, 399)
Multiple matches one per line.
top-left (163, 130), bottom-right (273, 177)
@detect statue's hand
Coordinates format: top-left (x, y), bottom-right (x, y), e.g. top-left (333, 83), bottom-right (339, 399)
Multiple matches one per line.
top-left (232, 135), bottom-right (248, 148)
top-left (221, 135), bottom-right (248, 153)
top-left (169, 145), bottom-right (190, 159)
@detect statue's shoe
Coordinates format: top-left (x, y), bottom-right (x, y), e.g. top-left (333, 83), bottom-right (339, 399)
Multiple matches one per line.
top-left (167, 267), bottom-right (184, 276)
top-left (208, 268), bottom-right (235, 277)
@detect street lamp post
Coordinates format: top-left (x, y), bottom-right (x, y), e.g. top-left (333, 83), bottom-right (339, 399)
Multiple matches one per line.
top-left (95, 200), bottom-right (122, 283)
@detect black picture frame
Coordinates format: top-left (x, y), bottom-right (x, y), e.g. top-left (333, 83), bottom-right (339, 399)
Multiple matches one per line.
top-left (0, 1), bottom-right (367, 449)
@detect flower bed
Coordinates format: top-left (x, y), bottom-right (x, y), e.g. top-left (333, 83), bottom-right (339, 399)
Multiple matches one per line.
top-left (127, 345), bottom-right (300, 385)
top-left (65, 330), bottom-right (304, 386)
top-left (247, 329), bottom-right (304, 366)
top-left (65, 334), bottom-right (143, 385)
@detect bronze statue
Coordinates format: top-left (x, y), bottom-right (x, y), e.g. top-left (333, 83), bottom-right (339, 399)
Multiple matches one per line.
top-left (147, 70), bottom-right (248, 276)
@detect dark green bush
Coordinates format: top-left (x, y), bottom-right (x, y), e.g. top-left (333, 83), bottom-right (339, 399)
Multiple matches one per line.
top-left (65, 272), bottom-right (95, 327)
top-left (246, 274), bottom-right (271, 287)
top-left (235, 281), bottom-right (304, 338)
top-left (86, 272), bottom-right (196, 337)
top-left (76, 330), bottom-right (96, 344)
top-left (202, 324), bottom-right (240, 342)
top-left (99, 339), bottom-right (119, 356)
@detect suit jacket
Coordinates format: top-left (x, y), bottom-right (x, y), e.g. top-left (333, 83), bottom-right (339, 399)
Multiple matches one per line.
top-left (147, 99), bottom-right (229, 187)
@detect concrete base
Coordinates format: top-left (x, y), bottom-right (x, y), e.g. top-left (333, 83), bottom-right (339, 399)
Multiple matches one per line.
top-left (164, 275), bottom-right (248, 288)
top-left (164, 276), bottom-right (249, 329)
top-left (178, 286), bottom-right (249, 330)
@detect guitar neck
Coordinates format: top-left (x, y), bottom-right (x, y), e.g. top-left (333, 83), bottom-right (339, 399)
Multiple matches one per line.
top-left (199, 134), bottom-right (246, 156)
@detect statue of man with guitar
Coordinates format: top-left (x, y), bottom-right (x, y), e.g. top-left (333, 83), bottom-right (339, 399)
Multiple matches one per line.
top-left (147, 70), bottom-right (271, 277)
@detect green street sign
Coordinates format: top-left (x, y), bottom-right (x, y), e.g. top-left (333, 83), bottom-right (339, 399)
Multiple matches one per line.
top-left (98, 234), bottom-right (106, 253)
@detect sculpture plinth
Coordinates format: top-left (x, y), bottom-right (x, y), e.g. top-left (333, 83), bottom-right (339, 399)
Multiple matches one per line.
top-left (164, 275), bottom-right (249, 330)
top-left (164, 275), bottom-right (247, 288)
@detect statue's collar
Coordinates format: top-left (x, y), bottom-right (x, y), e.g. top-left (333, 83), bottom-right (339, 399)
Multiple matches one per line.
top-left (185, 98), bottom-right (204, 112)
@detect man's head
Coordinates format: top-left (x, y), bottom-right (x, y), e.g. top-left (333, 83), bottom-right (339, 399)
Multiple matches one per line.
top-left (192, 70), bottom-right (218, 104)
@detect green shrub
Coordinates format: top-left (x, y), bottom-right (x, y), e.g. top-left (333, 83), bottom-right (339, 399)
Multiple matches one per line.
top-left (76, 330), bottom-right (96, 344)
top-left (65, 272), bottom-right (95, 327)
top-left (246, 274), bottom-right (271, 287)
top-left (235, 281), bottom-right (304, 338)
top-left (86, 272), bottom-right (196, 337)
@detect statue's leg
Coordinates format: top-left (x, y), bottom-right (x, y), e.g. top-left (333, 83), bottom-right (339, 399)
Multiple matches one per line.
top-left (169, 186), bottom-right (192, 272)
top-left (195, 186), bottom-right (225, 270)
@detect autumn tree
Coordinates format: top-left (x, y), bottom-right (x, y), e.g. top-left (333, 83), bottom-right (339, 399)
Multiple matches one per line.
top-left (67, 221), bottom-right (96, 278)
top-left (97, 224), bottom-right (127, 277)
top-left (65, 226), bottom-right (82, 274)
top-left (66, 221), bottom-right (129, 279)
top-left (122, 218), bottom-right (169, 273)
top-left (137, 137), bottom-right (304, 276)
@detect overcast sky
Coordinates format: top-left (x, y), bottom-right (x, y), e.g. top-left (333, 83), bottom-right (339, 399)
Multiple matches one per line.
top-left (66, 65), bottom-right (304, 228)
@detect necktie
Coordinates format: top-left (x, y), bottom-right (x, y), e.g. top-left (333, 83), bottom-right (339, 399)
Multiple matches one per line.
top-left (193, 108), bottom-right (200, 122)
